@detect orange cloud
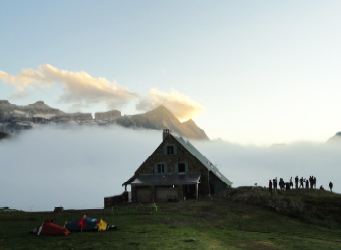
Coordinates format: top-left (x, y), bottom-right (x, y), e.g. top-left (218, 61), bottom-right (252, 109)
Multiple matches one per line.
top-left (0, 65), bottom-right (138, 109)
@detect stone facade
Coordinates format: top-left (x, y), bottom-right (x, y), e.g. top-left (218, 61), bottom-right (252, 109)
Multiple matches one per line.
top-left (128, 130), bottom-right (228, 203)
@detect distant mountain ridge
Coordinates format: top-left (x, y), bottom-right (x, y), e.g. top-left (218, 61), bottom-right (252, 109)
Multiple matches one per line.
top-left (326, 132), bottom-right (341, 144)
top-left (0, 100), bottom-right (209, 140)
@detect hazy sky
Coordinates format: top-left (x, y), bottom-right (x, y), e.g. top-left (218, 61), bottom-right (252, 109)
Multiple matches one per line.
top-left (1, 1), bottom-right (341, 145)
top-left (1, 127), bottom-right (340, 211)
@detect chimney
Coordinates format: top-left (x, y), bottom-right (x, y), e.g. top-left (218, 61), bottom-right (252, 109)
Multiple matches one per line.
top-left (163, 129), bottom-right (171, 140)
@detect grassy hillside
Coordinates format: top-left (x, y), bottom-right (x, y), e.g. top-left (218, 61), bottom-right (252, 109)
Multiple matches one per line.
top-left (1, 189), bottom-right (341, 249)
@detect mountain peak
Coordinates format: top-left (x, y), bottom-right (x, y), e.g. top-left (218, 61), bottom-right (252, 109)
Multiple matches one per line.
top-left (148, 105), bottom-right (172, 114)
top-left (183, 119), bottom-right (195, 124)
top-left (142, 105), bottom-right (178, 123)
top-left (182, 118), bottom-right (209, 140)
top-left (29, 101), bottom-right (49, 107)
top-left (137, 105), bottom-right (209, 140)
top-left (326, 131), bottom-right (341, 144)
top-left (141, 105), bottom-right (176, 122)
top-left (156, 104), bottom-right (166, 109)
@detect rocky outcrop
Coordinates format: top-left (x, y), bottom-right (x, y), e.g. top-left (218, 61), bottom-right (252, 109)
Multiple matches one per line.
top-left (95, 110), bottom-right (121, 120)
top-left (0, 100), bottom-right (64, 122)
top-left (51, 113), bottom-right (93, 122)
top-left (0, 101), bottom-right (210, 140)
top-left (0, 121), bottom-right (32, 134)
top-left (115, 115), bottom-right (157, 129)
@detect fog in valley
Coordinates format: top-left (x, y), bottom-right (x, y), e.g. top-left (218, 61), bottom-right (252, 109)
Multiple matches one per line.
top-left (194, 140), bottom-right (341, 193)
top-left (1, 126), bottom-right (340, 211)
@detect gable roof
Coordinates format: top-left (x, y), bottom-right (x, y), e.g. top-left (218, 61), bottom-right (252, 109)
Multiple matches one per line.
top-left (172, 134), bottom-right (232, 186)
top-left (123, 131), bottom-right (233, 187)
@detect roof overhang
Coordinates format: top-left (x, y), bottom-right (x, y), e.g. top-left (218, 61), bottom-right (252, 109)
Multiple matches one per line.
top-left (122, 175), bottom-right (137, 186)
top-left (131, 173), bottom-right (201, 186)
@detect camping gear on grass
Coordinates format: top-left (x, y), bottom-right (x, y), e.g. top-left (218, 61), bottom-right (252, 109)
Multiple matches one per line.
top-left (96, 219), bottom-right (107, 231)
top-left (30, 221), bottom-right (70, 236)
top-left (107, 225), bottom-right (118, 231)
top-left (64, 215), bottom-right (107, 232)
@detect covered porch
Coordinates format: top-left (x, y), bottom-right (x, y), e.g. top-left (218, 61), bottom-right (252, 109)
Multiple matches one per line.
top-left (129, 173), bottom-right (201, 203)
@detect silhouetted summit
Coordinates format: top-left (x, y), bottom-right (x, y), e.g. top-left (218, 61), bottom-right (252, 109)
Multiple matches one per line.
top-left (326, 131), bottom-right (341, 144)
top-left (126, 105), bottom-right (209, 140)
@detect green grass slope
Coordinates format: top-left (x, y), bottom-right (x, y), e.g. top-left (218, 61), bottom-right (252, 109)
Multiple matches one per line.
top-left (1, 189), bottom-right (341, 249)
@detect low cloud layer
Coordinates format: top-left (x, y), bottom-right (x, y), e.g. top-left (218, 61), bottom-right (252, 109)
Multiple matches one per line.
top-left (1, 66), bottom-right (206, 119)
top-left (194, 141), bottom-right (341, 191)
top-left (136, 88), bottom-right (206, 120)
top-left (0, 127), bottom-right (340, 211)
top-left (0, 126), bottom-right (161, 211)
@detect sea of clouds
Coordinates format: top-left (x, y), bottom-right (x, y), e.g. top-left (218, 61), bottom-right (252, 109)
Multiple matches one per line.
top-left (1, 125), bottom-right (340, 211)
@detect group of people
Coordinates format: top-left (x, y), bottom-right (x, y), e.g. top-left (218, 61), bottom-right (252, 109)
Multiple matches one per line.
top-left (268, 176), bottom-right (334, 196)
top-left (297, 176), bottom-right (316, 189)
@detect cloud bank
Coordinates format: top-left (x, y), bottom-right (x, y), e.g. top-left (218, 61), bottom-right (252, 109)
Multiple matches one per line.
top-left (40, 65), bottom-right (139, 109)
top-left (0, 68), bottom-right (51, 91)
top-left (0, 127), bottom-right (340, 211)
top-left (136, 88), bottom-right (206, 120)
top-left (1, 65), bottom-right (206, 119)
top-left (0, 126), bottom-right (161, 211)
top-left (0, 65), bottom-right (138, 109)
top-left (194, 140), bottom-right (341, 192)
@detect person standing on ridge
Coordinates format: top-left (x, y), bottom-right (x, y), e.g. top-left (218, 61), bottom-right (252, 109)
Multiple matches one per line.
top-left (300, 177), bottom-right (304, 188)
top-left (295, 176), bottom-right (299, 189)
top-left (273, 177), bottom-right (277, 195)
top-left (306, 179), bottom-right (310, 194)
top-left (311, 176), bottom-right (314, 189)
top-left (279, 178), bottom-right (285, 191)
top-left (329, 181), bottom-right (333, 193)
top-left (269, 180), bottom-right (273, 196)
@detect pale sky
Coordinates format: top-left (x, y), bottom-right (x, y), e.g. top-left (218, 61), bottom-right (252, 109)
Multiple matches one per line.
top-left (1, 1), bottom-right (341, 145)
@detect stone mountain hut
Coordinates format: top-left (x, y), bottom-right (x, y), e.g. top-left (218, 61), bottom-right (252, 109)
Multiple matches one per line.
top-left (122, 129), bottom-right (232, 203)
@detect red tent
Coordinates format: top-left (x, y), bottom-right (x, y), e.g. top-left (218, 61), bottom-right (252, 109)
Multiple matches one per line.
top-left (39, 221), bottom-right (70, 236)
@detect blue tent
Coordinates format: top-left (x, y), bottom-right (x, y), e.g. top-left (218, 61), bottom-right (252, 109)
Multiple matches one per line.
top-left (64, 216), bottom-right (100, 232)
